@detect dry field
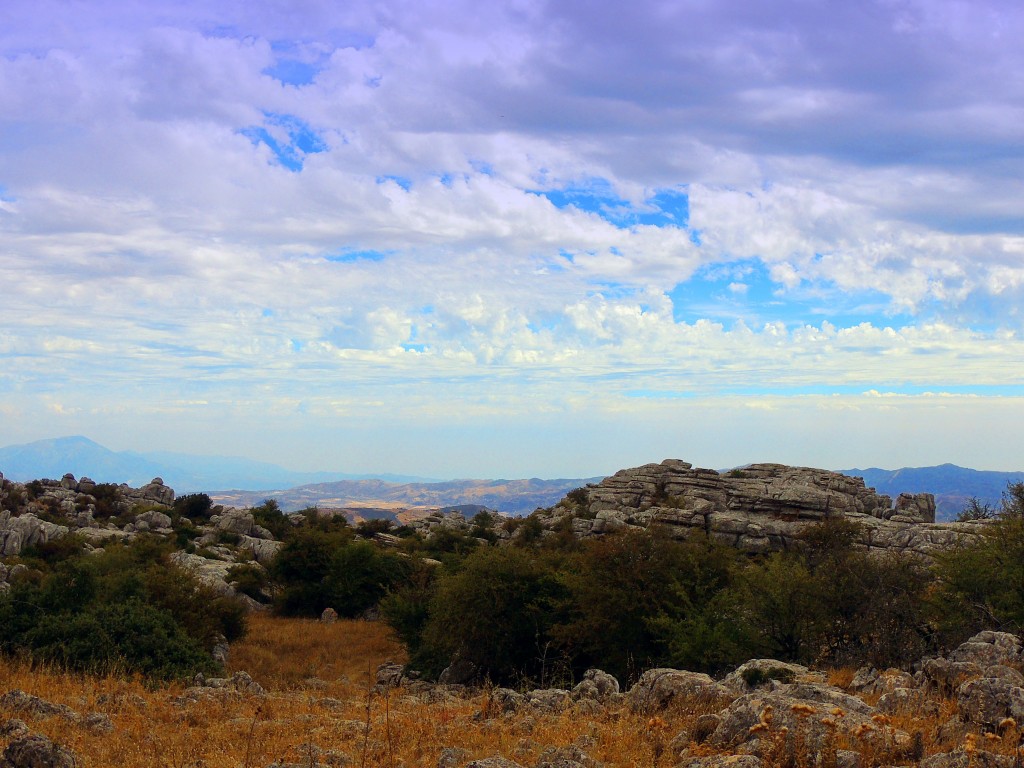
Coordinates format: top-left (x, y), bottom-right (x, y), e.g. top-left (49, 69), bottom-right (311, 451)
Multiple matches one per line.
top-left (0, 616), bottom-right (1016, 767)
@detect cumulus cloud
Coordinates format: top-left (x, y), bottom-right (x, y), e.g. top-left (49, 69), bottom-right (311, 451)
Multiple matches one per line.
top-left (1, 0), bottom-right (1022, 472)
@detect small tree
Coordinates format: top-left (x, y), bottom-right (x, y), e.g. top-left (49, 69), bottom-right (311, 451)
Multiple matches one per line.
top-left (957, 497), bottom-right (997, 522)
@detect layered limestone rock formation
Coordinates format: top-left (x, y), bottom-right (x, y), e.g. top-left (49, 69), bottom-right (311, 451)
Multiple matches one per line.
top-left (537, 459), bottom-right (985, 557)
top-left (0, 472), bottom-right (279, 605)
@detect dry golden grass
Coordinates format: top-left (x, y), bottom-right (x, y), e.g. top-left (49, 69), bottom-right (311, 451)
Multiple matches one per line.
top-left (0, 617), bottom-right (1013, 768)
top-left (227, 613), bottom-right (406, 691)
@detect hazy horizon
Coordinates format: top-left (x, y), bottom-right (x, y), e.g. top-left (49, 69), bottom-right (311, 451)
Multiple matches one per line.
top-left (2, 1), bottom-right (1023, 478)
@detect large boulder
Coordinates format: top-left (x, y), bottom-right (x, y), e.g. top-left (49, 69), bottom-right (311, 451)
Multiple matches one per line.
top-left (956, 676), bottom-right (1024, 727)
top-left (134, 509), bottom-right (172, 531)
top-left (571, 669), bottom-right (620, 702)
top-left (464, 759), bottom-right (525, 768)
top-left (950, 631), bottom-right (1023, 667)
top-left (710, 682), bottom-right (892, 755)
top-left (720, 660), bottom-right (813, 694)
top-left (139, 478), bottom-right (174, 506)
top-left (923, 632), bottom-right (1024, 694)
top-left (627, 669), bottom-right (731, 714)
top-left (542, 459), bottom-right (971, 558)
top-left (0, 512), bottom-right (69, 557)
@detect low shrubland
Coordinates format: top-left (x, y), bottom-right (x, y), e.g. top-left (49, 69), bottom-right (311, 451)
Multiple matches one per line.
top-left (4, 482), bottom-right (1024, 766)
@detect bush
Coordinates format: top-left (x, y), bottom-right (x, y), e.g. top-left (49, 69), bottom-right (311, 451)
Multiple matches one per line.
top-left (270, 528), bottom-right (410, 617)
top-left (933, 501), bottom-right (1024, 639)
top-left (251, 499), bottom-right (292, 539)
top-left (22, 600), bottom-right (214, 679)
top-left (0, 540), bottom-right (245, 679)
top-left (227, 563), bottom-right (271, 603)
top-left (413, 546), bottom-right (567, 683)
top-left (356, 518), bottom-right (394, 537)
top-left (90, 483), bottom-right (124, 519)
top-left (957, 497), bottom-right (997, 522)
top-left (379, 561), bottom-right (442, 671)
top-left (173, 493), bottom-right (213, 522)
top-left (557, 529), bottom-right (741, 680)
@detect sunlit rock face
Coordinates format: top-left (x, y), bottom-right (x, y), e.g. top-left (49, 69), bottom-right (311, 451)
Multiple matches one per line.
top-left (535, 459), bottom-right (984, 558)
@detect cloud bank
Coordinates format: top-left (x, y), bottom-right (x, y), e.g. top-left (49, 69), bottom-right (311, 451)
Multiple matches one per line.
top-left (1, 0), bottom-right (1022, 475)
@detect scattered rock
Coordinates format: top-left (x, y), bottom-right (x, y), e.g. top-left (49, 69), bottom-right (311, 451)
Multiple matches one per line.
top-left (720, 660), bottom-right (811, 694)
top-left (676, 756), bottom-right (762, 768)
top-left (483, 688), bottom-right (526, 716)
top-left (525, 689), bottom-right (571, 713)
top-left (375, 662), bottom-right (407, 689)
top-left (627, 669), bottom-right (731, 714)
top-left (922, 749), bottom-right (1017, 768)
top-left (464, 758), bottom-right (526, 768)
top-left (534, 744), bottom-right (601, 768)
top-left (571, 669), bottom-right (620, 702)
top-left (437, 746), bottom-right (470, 768)
top-left (0, 719), bottom-right (29, 740)
top-left (0, 734), bottom-right (78, 768)
top-left (0, 691), bottom-right (77, 722)
top-left (320, 607), bottom-right (339, 624)
top-left (848, 667), bottom-right (916, 696)
top-left (438, 658), bottom-right (477, 686)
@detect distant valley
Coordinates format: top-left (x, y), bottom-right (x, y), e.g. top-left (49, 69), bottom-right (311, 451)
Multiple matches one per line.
top-left (210, 476), bottom-right (606, 517)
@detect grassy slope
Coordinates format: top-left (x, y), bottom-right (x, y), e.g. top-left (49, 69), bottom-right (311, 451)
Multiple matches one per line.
top-left (0, 616), bottom-right (1014, 768)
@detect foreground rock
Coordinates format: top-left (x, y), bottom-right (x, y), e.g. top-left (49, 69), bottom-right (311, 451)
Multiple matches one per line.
top-left (627, 669), bottom-right (731, 714)
top-left (1, 734), bottom-right (78, 768)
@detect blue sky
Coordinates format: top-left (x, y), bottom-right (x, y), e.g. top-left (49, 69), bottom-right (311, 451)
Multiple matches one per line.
top-left (1, 0), bottom-right (1023, 477)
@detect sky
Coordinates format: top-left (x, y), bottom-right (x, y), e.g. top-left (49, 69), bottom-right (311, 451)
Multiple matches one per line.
top-left (1, 0), bottom-right (1023, 478)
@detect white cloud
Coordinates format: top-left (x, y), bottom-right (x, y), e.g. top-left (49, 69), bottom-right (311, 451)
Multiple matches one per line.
top-left (2, 0), bottom-right (1023, 473)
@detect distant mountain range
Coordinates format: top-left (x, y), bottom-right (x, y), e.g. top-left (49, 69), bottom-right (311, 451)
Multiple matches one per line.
top-left (2, 436), bottom-right (1021, 520)
top-left (0, 436), bottom-right (431, 492)
top-left (842, 464), bottom-right (1024, 521)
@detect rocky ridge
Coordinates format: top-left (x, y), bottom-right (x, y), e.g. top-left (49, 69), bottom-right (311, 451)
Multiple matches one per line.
top-left (413, 460), bottom-right (987, 558)
top-left (535, 459), bottom-right (986, 557)
top-left (0, 471), bottom-right (281, 604)
top-left (0, 458), bottom-right (992, 592)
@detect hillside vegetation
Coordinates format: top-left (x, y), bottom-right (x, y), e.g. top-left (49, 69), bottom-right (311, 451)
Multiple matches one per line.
top-left (4, 469), bottom-right (1024, 766)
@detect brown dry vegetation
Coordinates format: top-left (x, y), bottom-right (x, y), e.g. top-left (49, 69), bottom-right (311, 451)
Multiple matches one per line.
top-left (0, 615), bottom-right (1019, 768)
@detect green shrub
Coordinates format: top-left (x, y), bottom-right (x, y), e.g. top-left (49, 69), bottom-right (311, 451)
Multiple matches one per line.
top-left (251, 499), bottom-right (292, 540)
top-left (270, 528), bottom-right (409, 617)
top-left (556, 528), bottom-right (741, 680)
top-left (89, 483), bottom-right (123, 519)
top-left (0, 540), bottom-right (245, 679)
top-left (227, 563), bottom-right (271, 603)
top-left (23, 600), bottom-right (215, 679)
top-left (19, 533), bottom-right (87, 564)
top-left (933, 498), bottom-right (1024, 640)
top-left (356, 518), bottom-right (394, 537)
top-left (173, 493), bottom-right (213, 522)
top-left (741, 666), bottom-right (796, 687)
top-left (413, 546), bottom-right (567, 683)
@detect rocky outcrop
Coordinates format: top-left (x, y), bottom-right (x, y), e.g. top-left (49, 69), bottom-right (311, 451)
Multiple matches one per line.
top-left (535, 460), bottom-right (985, 558)
top-left (0, 512), bottom-right (69, 557)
